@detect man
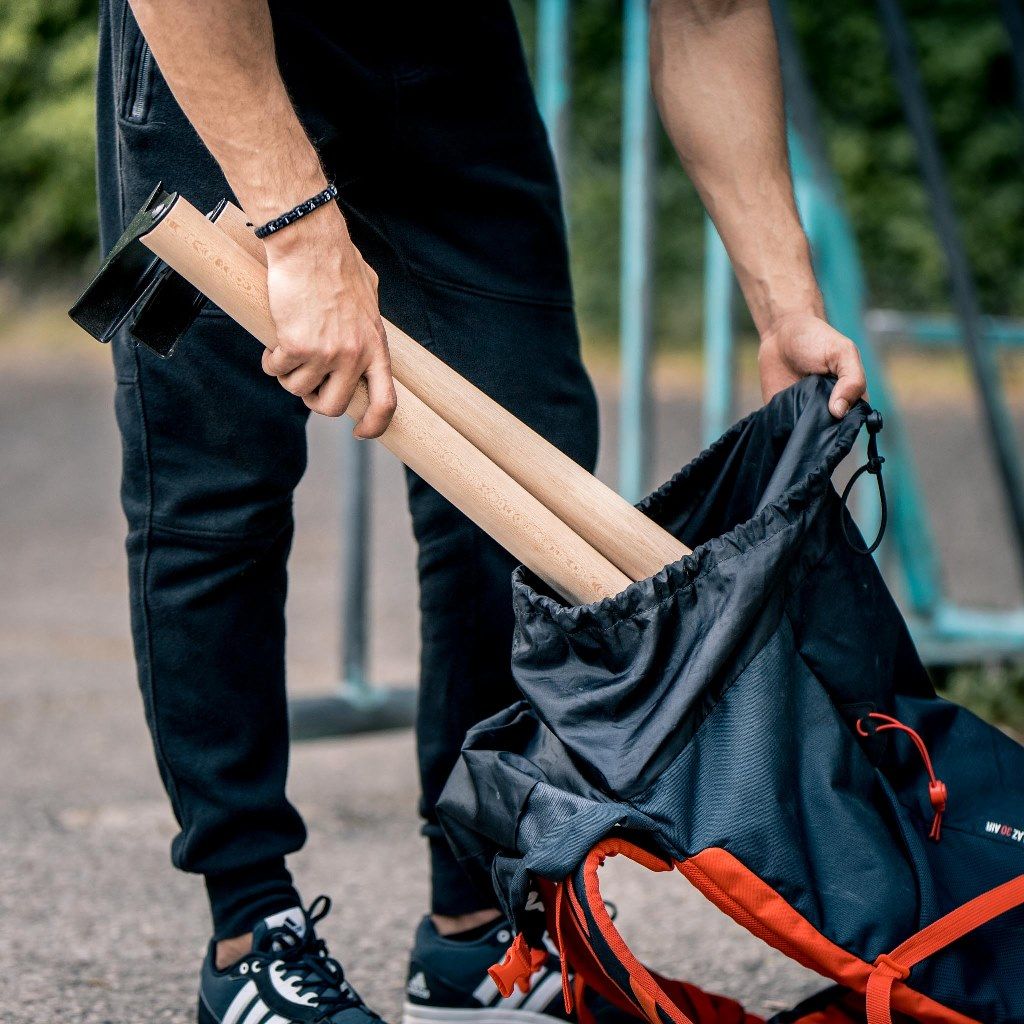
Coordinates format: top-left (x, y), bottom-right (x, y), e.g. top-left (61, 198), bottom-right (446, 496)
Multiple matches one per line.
top-left (96, 1), bottom-right (866, 1022)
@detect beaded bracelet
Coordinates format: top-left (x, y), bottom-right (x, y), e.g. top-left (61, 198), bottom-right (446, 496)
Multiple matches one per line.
top-left (253, 183), bottom-right (339, 239)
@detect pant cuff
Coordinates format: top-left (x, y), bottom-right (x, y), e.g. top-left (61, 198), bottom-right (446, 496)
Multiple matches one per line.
top-left (205, 858), bottom-right (302, 940)
top-left (429, 835), bottom-right (498, 917)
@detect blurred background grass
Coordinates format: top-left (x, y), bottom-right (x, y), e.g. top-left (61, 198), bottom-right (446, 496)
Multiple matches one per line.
top-left (2, 0), bottom-right (1023, 732)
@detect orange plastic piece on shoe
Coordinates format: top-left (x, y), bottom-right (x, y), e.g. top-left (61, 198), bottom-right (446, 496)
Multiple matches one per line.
top-left (488, 932), bottom-right (547, 997)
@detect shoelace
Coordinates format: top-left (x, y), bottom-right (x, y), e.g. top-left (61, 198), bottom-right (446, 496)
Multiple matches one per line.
top-left (255, 896), bottom-right (381, 1023)
top-left (857, 711), bottom-right (948, 841)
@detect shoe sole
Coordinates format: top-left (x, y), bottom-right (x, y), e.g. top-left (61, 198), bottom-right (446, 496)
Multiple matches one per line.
top-left (402, 1002), bottom-right (562, 1024)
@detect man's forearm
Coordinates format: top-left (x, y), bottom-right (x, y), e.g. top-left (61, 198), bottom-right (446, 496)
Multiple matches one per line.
top-left (128, 0), bottom-right (326, 222)
top-left (650, 0), bottom-right (822, 334)
top-left (126, 0), bottom-right (397, 436)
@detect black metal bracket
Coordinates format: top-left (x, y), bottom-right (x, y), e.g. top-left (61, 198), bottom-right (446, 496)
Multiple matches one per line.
top-left (69, 185), bottom-right (219, 358)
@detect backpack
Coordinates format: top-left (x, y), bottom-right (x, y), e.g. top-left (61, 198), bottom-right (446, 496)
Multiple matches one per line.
top-left (438, 376), bottom-right (1024, 1024)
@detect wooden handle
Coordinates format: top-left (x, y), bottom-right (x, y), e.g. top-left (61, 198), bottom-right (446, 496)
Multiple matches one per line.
top-left (212, 203), bottom-right (690, 579)
top-left (143, 195), bottom-right (631, 605)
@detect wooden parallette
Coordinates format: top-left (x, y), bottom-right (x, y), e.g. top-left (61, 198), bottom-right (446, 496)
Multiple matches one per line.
top-left (142, 194), bottom-right (687, 604)
top-left (211, 202), bottom-right (690, 582)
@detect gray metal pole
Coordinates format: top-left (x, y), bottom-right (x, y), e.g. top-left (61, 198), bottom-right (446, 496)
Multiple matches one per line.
top-left (289, 432), bottom-right (416, 741)
top-left (339, 433), bottom-right (370, 695)
top-left (998, 0), bottom-right (1024, 117)
top-left (878, 0), bottom-right (1024, 588)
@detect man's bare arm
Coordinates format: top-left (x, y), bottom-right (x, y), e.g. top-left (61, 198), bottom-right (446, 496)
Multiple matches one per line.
top-left (127, 0), bottom-right (396, 436)
top-left (650, 0), bottom-right (866, 417)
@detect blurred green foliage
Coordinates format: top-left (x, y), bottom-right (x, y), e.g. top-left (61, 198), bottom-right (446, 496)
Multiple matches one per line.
top-left (524, 0), bottom-right (1024, 345)
top-left (792, 0), bottom-right (1024, 319)
top-left (1, 0), bottom-right (1021, 342)
top-left (0, 0), bottom-right (98, 278)
top-left (940, 663), bottom-right (1024, 735)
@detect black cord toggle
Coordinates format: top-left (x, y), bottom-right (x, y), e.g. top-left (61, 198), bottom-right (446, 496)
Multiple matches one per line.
top-left (840, 410), bottom-right (888, 555)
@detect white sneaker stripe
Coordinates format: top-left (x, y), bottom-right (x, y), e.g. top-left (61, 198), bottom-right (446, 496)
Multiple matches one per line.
top-left (240, 998), bottom-right (270, 1024)
top-left (507, 966), bottom-right (558, 1011)
top-left (262, 907), bottom-right (306, 941)
top-left (473, 963), bottom-right (561, 1012)
top-left (262, 1016), bottom-right (291, 1024)
top-left (521, 971), bottom-right (564, 1012)
top-left (499, 980), bottom-right (531, 1010)
top-left (472, 973), bottom-right (500, 1006)
top-left (221, 981), bottom-right (259, 1024)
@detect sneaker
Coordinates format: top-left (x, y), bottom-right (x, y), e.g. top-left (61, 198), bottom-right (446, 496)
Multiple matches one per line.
top-left (199, 896), bottom-right (384, 1024)
top-left (402, 916), bottom-right (571, 1024)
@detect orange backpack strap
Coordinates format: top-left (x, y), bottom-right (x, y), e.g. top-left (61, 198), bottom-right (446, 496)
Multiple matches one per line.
top-left (550, 838), bottom-right (763, 1024)
top-left (865, 873), bottom-right (1024, 1024)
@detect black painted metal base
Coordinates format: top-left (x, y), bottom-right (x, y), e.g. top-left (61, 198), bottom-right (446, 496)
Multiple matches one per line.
top-left (289, 685), bottom-right (417, 741)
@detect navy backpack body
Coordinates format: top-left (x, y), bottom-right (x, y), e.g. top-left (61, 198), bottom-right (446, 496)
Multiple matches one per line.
top-left (438, 377), bottom-right (1024, 1024)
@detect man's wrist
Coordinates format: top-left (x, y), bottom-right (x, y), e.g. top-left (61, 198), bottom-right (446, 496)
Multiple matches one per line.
top-left (245, 175), bottom-right (330, 226)
top-left (254, 183), bottom-right (338, 240)
top-left (230, 141), bottom-right (329, 225)
top-left (754, 285), bottom-right (826, 341)
top-left (742, 243), bottom-right (825, 339)
top-left (262, 199), bottom-right (350, 263)
top-left (713, 197), bottom-right (824, 336)
top-left (759, 307), bottom-right (825, 350)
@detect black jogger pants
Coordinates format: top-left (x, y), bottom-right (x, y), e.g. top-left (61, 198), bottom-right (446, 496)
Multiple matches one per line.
top-left (96, 0), bottom-right (598, 939)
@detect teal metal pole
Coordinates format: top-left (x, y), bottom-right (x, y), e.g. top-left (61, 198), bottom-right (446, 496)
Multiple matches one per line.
top-left (618, 0), bottom-right (655, 503)
top-left (788, 132), bottom-right (940, 615)
top-left (769, 0), bottom-right (941, 617)
top-left (867, 311), bottom-right (1024, 349)
top-left (702, 218), bottom-right (735, 446)
top-left (536, 0), bottom-right (571, 177)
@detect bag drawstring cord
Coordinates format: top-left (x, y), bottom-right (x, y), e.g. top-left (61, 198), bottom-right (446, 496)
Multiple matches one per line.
top-left (841, 409), bottom-right (887, 556)
top-left (857, 711), bottom-right (948, 841)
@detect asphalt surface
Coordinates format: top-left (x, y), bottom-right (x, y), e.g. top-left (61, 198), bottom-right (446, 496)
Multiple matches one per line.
top-left (3, 340), bottom-right (1023, 1023)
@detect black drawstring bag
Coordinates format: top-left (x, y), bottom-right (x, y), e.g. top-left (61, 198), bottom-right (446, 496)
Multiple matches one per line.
top-left (438, 376), bottom-right (1024, 1024)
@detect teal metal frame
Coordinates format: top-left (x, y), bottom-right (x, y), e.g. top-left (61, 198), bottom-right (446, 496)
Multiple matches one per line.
top-left (774, 3), bottom-right (1024, 663)
top-left (293, 0), bottom-right (1024, 741)
top-left (867, 310), bottom-right (1024, 349)
top-left (531, 0), bottom-right (1024, 665)
top-left (705, 131), bottom-right (1024, 661)
top-left (289, 433), bottom-right (417, 741)
top-left (877, 0), bottom-right (1024, 584)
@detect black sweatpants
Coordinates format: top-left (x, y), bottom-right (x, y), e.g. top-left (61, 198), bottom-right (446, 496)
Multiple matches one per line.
top-left (96, 0), bottom-right (598, 940)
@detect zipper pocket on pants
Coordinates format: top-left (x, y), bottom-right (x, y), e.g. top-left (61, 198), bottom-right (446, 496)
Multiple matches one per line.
top-left (123, 38), bottom-right (153, 123)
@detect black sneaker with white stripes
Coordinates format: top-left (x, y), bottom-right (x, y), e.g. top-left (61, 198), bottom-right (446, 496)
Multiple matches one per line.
top-left (402, 916), bottom-right (571, 1024)
top-left (198, 896), bottom-right (384, 1024)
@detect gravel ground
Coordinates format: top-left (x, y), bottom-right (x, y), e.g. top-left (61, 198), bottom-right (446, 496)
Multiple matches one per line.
top-left (3, 340), bottom-right (1023, 1023)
